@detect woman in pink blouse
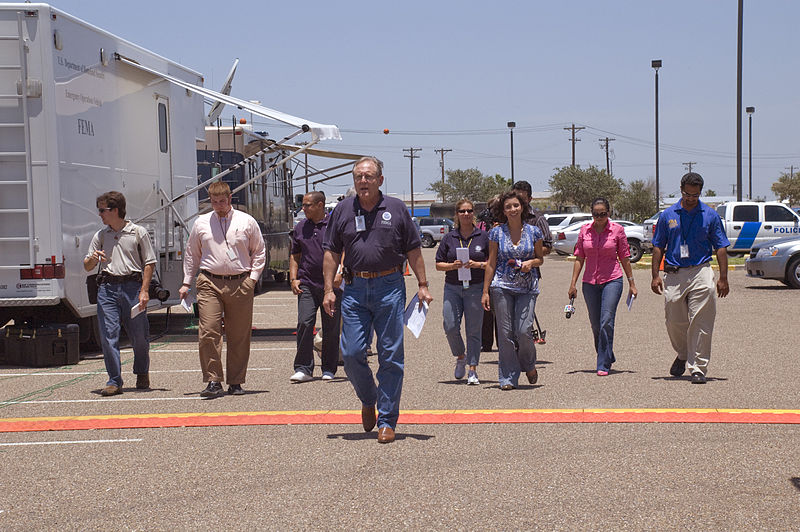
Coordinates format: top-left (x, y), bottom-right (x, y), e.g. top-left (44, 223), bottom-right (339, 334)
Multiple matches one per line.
top-left (567, 198), bottom-right (638, 376)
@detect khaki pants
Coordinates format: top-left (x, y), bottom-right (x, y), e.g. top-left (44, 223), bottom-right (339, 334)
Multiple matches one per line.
top-left (196, 273), bottom-right (256, 384)
top-left (663, 263), bottom-right (717, 376)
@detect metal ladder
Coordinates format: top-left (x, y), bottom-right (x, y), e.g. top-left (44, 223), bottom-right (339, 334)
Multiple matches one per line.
top-left (0, 10), bottom-right (35, 269)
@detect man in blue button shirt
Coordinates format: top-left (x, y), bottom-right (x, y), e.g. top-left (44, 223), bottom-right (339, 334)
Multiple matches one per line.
top-left (323, 156), bottom-right (433, 443)
top-left (651, 172), bottom-right (730, 384)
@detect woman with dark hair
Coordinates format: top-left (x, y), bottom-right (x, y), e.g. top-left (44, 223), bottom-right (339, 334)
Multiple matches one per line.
top-left (435, 199), bottom-right (489, 385)
top-left (481, 190), bottom-right (544, 390)
top-left (567, 197), bottom-right (637, 376)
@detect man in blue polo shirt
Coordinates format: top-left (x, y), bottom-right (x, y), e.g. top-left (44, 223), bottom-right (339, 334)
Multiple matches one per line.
top-left (651, 172), bottom-right (730, 384)
top-left (322, 156), bottom-right (433, 444)
top-left (289, 191), bottom-right (341, 383)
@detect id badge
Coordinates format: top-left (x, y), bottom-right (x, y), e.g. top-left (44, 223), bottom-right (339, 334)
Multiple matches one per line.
top-left (355, 215), bottom-right (366, 232)
top-left (226, 248), bottom-right (237, 261)
top-left (679, 244), bottom-right (690, 259)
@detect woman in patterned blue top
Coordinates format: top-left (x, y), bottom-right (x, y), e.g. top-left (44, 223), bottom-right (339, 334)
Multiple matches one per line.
top-left (481, 190), bottom-right (544, 390)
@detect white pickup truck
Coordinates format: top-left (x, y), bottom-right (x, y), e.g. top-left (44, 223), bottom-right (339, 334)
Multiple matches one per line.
top-left (715, 202), bottom-right (800, 253)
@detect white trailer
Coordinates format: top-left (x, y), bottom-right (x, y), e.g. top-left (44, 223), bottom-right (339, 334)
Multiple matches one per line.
top-left (0, 4), bottom-right (341, 347)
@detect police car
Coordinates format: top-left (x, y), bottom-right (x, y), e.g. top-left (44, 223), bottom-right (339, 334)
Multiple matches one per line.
top-left (715, 202), bottom-right (800, 253)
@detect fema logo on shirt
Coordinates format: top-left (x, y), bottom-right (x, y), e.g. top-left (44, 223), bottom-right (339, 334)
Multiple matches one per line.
top-left (475, 245), bottom-right (482, 251)
top-left (380, 211), bottom-right (393, 226)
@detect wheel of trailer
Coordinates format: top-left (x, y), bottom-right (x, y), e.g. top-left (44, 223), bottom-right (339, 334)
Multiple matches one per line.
top-left (421, 234), bottom-right (434, 248)
top-left (786, 256), bottom-right (800, 289)
top-left (627, 239), bottom-right (643, 263)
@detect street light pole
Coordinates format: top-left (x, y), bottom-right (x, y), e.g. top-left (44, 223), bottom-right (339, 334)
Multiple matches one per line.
top-left (746, 106), bottom-right (755, 199)
top-left (507, 121), bottom-right (516, 181)
top-left (652, 60), bottom-right (662, 207)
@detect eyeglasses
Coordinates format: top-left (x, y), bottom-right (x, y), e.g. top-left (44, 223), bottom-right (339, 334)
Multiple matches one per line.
top-left (301, 203), bottom-right (315, 208)
top-left (457, 209), bottom-right (474, 214)
top-left (592, 212), bottom-right (608, 218)
top-left (681, 191), bottom-right (701, 198)
top-left (98, 207), bottom-right (113, 213)
top-left (354, 173), bottom-right (379, 181)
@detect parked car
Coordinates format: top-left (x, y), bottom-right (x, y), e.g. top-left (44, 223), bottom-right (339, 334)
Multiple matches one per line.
top-left (416, 217), bottom-right (454, 247)
top-left (553, 220), bottom-right (645, 263)
top-left (641, 210), bottom-right (664, 252)
top-left (745, 235), bottom-right (800, 288)
top-left (715, 201), bottom-right (800, 253)
top-left (544, 212), bottom-right (594, 232)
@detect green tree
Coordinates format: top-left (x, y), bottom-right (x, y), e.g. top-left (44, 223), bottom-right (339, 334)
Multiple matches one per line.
top-left (771, 171), bottom-right (800, 205)
top-left (548, 165), bottom-right (623, 211)
top-left (428, 168), bottom-right (511, 202)
top-left (705, 189), bottom-right (717, 197)
top-left (615, 179), bottom-right (658, 222)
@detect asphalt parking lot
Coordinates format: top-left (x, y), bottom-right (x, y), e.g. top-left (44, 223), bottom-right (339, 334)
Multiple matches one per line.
top-left (1, 248), bottom-right (798, 530)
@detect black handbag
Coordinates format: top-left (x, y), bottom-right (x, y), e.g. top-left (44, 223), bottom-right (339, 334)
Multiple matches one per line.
top-left (86, 266), bottom-right (100, 304)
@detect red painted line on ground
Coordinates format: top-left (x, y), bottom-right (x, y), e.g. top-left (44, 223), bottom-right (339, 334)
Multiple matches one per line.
top-left (2, 409), bottom-right (800, 433)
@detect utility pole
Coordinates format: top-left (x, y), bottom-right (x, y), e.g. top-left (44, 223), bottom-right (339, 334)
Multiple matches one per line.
top-left (434, 148), bottom-right (452, 202)
top-left (564, 123), bottom-right (585, 167)
top-left (599, 137), bottom-right (615, 175)
top-left (682, 162), bottom-right (697, 173)
top-left (786, 166), bottom-right (795, 180)
top-left (403, 148), bottom-right (422, 217)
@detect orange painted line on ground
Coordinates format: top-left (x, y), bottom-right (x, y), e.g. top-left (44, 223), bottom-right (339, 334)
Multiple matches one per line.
top-left (2, 409), bottom-right (800, 433)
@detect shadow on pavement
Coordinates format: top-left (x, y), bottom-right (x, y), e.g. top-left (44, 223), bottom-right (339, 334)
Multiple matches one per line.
top-left (650, 376), bottom-right (729, 382)
top-left (744, 285), bottom-right (792, 291)
top-left (790, 478), bottom-right (800, 492)
top-left (326, 432), bottom-right (434, 442)
top-left (565, 369), bottom-right (636, 375)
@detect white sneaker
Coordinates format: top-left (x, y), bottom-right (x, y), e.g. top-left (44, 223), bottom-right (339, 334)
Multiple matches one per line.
top-left (454, 357), bottom-right (467, 380)
top-left (467, 370), bottom-right (480, 385)
top-left (321, 372), bottom-right (334, 381)
top-left (290, 371), bottom-right (313, 383)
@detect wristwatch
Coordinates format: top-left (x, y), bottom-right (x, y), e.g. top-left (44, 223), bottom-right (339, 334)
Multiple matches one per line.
top-left (418, 281), bottom-right (429, 287)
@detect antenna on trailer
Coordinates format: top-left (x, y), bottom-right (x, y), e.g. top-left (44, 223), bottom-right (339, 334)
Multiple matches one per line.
top-left (206, 58), bottom-right (238, 125)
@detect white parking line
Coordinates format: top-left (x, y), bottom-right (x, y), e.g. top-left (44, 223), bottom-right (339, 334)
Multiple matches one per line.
top-left (0, 367), bottom-right (274, 377)
top-left (0, 438), bottom-right (143, 447)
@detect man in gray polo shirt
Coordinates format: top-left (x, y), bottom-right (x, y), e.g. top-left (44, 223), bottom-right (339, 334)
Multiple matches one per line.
top-left (84, 191), bottom-right (156, 396)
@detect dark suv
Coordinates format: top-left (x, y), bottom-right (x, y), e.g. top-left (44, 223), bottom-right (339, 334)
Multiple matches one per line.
top-left (416, 217), bottom-right (453, 247)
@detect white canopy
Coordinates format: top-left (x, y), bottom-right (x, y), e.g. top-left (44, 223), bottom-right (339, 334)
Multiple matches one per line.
top-left (115, 54), bottom-right (341, 142)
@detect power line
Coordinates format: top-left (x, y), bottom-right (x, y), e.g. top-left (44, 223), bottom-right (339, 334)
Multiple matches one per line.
top-left (564, 123), bottom-right (585, 167)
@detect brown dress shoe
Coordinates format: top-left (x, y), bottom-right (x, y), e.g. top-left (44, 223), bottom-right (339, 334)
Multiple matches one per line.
top-left (377, 427), bottom-right (395, 443)
top-left (136, 374), bottom-right (150, 390)
top-left (526, 368), bottom-right (538, 384)
top-left (361, 404), bottom-right (377, 432)
top-left (100, 384), bottom-right (122, 397)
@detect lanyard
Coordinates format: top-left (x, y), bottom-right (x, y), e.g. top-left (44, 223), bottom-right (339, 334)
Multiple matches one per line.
top-left (218, 213), bottom-right (231, 249)
top-left (679, 210), bottom-right (700, 244)
top-left (458, 236), bottom-right (473, 249)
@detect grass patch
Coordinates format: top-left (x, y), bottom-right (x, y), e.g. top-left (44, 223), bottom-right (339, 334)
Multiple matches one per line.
top-left (633, 253), bottom-right (746, 269)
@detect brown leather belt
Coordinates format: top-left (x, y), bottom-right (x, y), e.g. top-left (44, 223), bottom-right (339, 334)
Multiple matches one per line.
top-left (200, 269), bottom-right (250, 280)
top-left (352, 265), bottom-right (402, 279)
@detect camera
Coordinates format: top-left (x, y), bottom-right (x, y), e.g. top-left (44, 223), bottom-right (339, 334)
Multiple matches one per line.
top-left (564, 297), bottom-right (575, 319)
top-left (148, 279), bottom-right (170, 302)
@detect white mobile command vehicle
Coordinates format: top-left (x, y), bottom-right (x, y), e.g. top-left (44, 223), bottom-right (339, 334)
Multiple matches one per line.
top-left (715, 201), bottom-right (800, 254)
top-left (0, 4), bottom-right (340, 347)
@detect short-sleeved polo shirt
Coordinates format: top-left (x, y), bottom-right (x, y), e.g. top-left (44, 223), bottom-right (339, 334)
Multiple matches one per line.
top-left (290, 214), bottom-right (329, 290)
top-left (435, 226), bottom-right (489, 285)
top-left (86, 221), bottom-right (156, 276)
top-left (323, 193), bottom-right (421, 272)
top-left (653, 200), bottom-right (729, 267)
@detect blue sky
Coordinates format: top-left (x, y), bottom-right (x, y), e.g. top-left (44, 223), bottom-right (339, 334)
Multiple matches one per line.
top-left (46, 0), bottom-right (800, 201)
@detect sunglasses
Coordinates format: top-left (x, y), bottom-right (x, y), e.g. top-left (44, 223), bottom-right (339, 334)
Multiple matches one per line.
top-left (98, 207), bottom-right (113, 213)
top-left (457, 209), bottom-right (474, 214)
top-left (681, 191), bottom-right (701, 198)
top-left (592, 212), bottom-right (608, 218)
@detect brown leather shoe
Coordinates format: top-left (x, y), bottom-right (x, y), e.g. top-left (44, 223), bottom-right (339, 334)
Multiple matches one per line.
top-left (361, 404), bottom-right (377, 432)
top-left (377, 426), bottom-right (395, 443)
top-left (136, 374), bottom-right (150, 390)
top-left (526, 368), bottom-right (538, 384)
top-left (100, 384), bottom-right (122, 397)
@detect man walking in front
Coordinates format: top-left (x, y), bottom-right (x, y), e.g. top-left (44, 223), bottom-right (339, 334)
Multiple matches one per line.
top-left (289, 191), bottom-right (342, 382)
top-left (322, 156), bottom-right (433, 443)
top-left (180, 181), bottom-right (265, 397)
top-left (651, 172), bottom-right (730, 384)
top-left (84, 191), bottom-right (156, 396)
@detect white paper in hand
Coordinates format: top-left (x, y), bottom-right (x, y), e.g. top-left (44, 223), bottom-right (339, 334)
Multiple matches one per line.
top-left (404, 294), bottom-right (429, 338)
top-left (456, 247), bottom-right (471, 282)
top-left (180, 291), bottom-right (195, 313)
top-left (130, 303), bottom-right (145, 319)
top-left (626, 292), bottom-right (635, 311)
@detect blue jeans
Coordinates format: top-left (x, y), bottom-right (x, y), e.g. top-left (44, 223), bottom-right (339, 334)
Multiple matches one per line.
top-left (442, 282), bottom-right (483, 367)
top-left (582, 277), bottom-right (623, 372)
top-left (340, 271), bottom-right (406, 429)
top-left (96, 280), bottom-right (150, 387)
top-left (491, 287), bottom-right (537, 387)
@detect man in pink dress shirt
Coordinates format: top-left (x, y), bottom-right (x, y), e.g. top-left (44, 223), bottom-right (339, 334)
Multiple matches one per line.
top-left (179, 181), bottom-right (266, 397)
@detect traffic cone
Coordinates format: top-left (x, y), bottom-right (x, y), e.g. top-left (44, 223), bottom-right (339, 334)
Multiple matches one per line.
top-left (659, 255), bottom-right (665, 271)
top-left (403, 261), bottom-right (410, 276)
